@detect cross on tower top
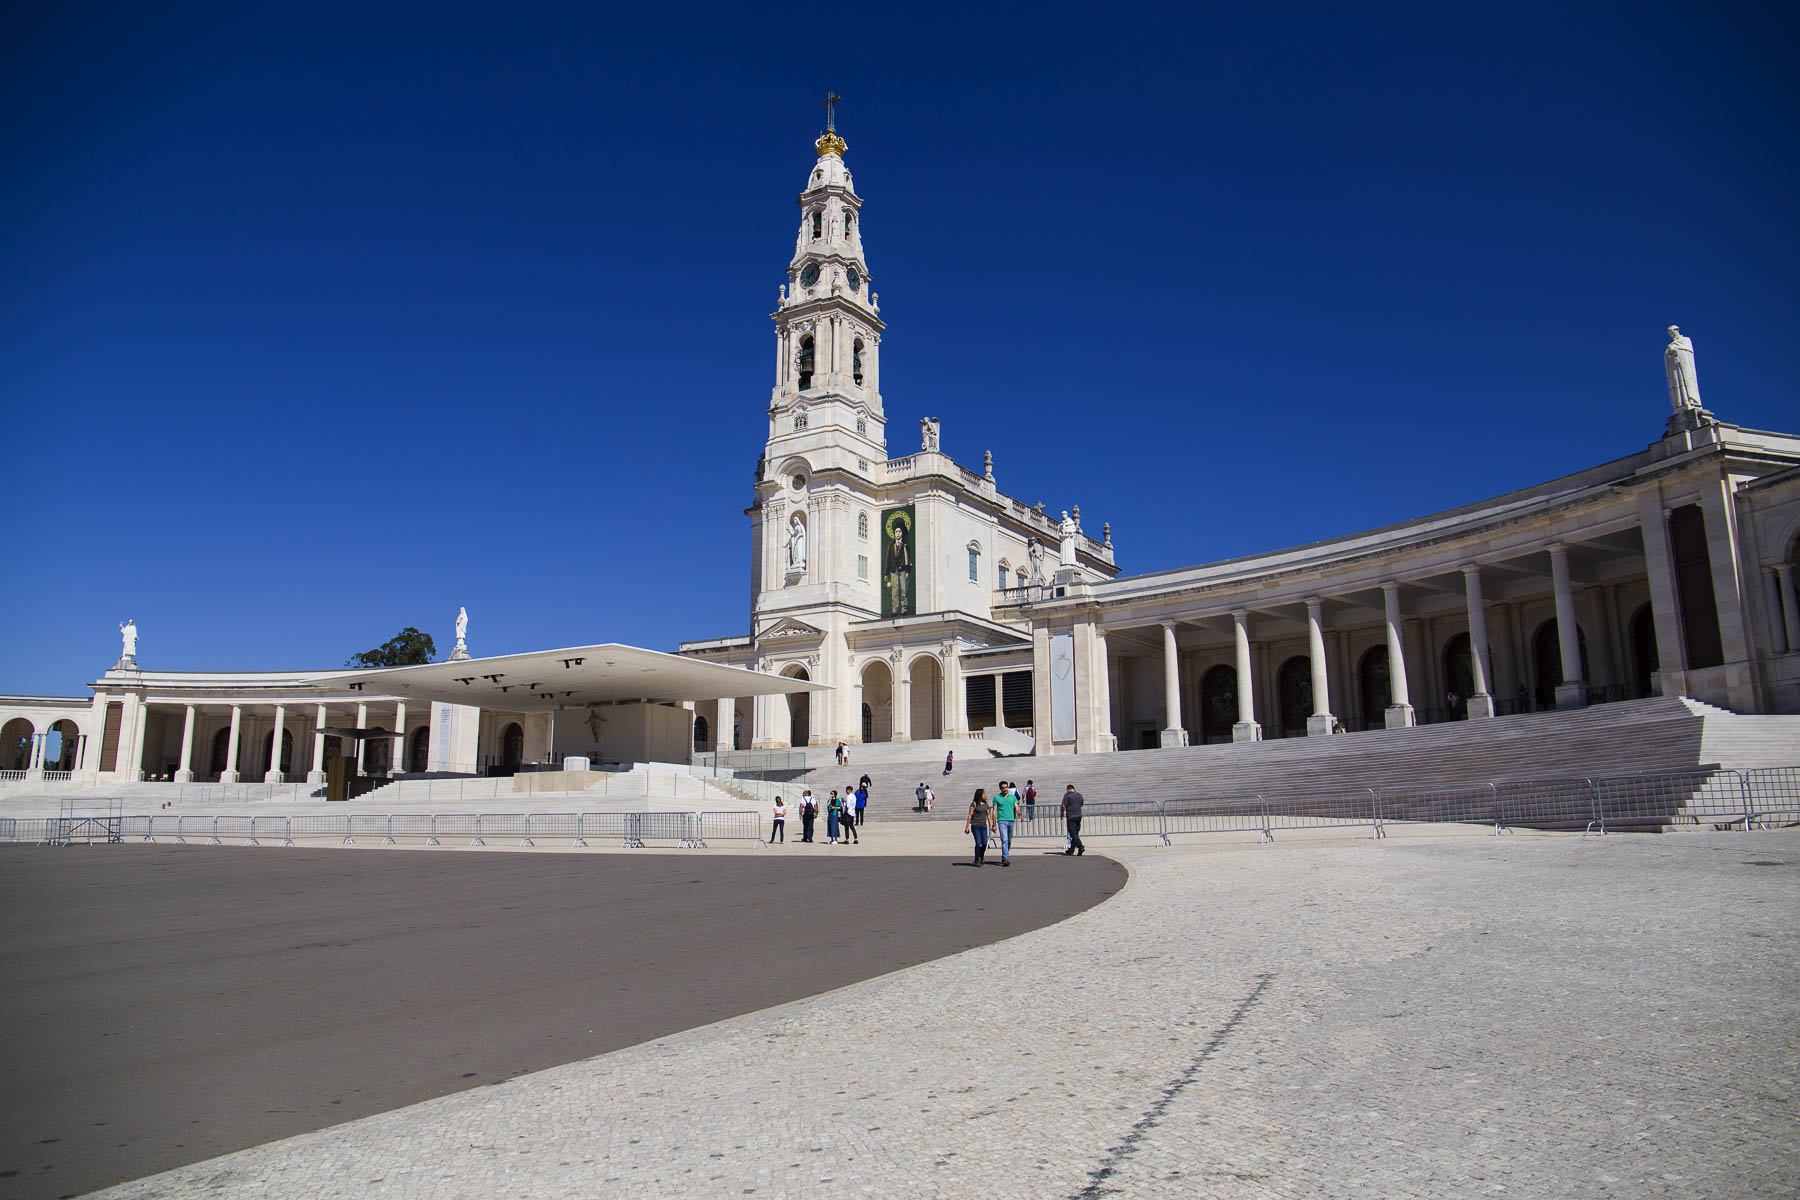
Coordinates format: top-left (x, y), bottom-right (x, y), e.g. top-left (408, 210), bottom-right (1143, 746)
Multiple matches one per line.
top-left (821, 91), bottom-right (843, 132)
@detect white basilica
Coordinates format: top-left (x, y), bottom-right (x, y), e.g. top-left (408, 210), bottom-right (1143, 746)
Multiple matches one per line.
top-left (4, 113), bottom-right (1800, 787)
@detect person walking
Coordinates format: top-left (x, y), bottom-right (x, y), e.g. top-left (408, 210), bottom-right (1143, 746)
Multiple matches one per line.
top-left (1061, 783), bottom-right (1086, 856)
top-left (800, 791), bottom-right (817, 843)
top-left (992, 780), bottom-right (1019, 866)
top-left (770, 796), bottom-right (787, 844)
top-left (854, 782), bottom-right (868, 827)
top-left (840, 788), bottom-right (859, 844)
top-left (826, 789), bottom-right (843, 844)
top-left (965, 787), bottom-right (996, 867)
top-left (915, 781), bottom-right (929, 812)
top-left (924, 784), bottom-right (935, 812)
top-left (944, 749), bottom-right (954, 775)
top-left (1024, 780), bottom-right (1037, 823)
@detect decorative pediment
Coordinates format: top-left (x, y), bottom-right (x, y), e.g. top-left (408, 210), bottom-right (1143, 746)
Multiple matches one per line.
top-left (758, 617), bottom-right (825, 645)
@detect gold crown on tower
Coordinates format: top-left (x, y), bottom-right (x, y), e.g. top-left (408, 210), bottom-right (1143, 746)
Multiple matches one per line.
top-left (815, 130), bottom-right (847, 158)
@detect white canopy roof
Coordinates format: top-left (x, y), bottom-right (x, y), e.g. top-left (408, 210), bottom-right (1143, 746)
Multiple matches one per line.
top-left (312, 643), bottom-right (825, 709)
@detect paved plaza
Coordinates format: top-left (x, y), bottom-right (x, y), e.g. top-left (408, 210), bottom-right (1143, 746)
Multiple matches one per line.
top-left (10, 824), bottom-right (1798, 1199)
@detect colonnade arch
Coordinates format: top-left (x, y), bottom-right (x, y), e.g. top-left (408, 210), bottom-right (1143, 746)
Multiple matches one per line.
top-left (1, 718), bottom-right (33, 771)
top-left (1629, 604), bottom-right (1659, 695)
top-left (46, 719), bottom-right (79, 771)
top-left (500, 722), bottom-right (525, 773)
top-left (1358, 646), bottom-right (1391, 729)
top-left (859, 659), bottom-right (892, 742)
top-left (909, 655), bottom-right (942, 740)
top-left (782, 665), bottom-right (811, 748)
top-left (407, 728), bottom-right (430, 773)
top-left (1276, 656), bottom-right (1312, 738)
top-left (1199, 664), bottom-right (1236, 743)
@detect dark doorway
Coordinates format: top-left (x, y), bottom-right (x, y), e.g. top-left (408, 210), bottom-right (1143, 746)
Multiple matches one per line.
top-left (1199, 665), bottom-right (1236, 743)
top-left (1630, 604), bottom-right (1659, 696)
top-left (408, 728), bottom-right (430, 773)
top-left (500, 723), bottom-right (524, 774)
top-left (1277, 656), bottom-right (1312, 737)
top-left (1359, 645), bottom-right (1390, 729)
top-left (1531, 620), bottom-right (1589, 708)
top-left (210, 727), bottom-right (232, 777)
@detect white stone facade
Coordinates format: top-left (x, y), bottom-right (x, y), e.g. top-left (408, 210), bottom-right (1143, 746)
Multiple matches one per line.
top-left (4, 122), bottom-right (1799, 780)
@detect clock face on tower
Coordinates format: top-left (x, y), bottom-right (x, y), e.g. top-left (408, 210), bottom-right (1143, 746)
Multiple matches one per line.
top-left (799, 263), bottom-right (820, 288)
top-left (846, 267), bottom-right (860, 292)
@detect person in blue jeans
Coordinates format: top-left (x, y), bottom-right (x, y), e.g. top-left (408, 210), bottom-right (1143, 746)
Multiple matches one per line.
top-left (964, 787), bottom-right (995, 866)
top-left (854, 784), bottom-right (868, 827)
top-left (992, 781), bottom-right (1019, 866)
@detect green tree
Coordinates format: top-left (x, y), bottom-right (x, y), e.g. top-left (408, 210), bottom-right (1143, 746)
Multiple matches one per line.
top-left (347, 627), bottom-right (436, 668)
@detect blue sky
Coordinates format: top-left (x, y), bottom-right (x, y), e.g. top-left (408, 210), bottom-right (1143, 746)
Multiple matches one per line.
top-left (3, 1), bottom-right (1795, 695)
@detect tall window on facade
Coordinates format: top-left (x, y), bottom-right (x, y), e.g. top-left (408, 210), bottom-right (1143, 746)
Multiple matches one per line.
top-left (968, 548), bottom-right (980, 582)
top-left (844, 212), bottom-right (853, 238)
top-left (858, 554), bottom-right (869, 580)
top-left (998, 565), bottom-right (1009, 590)
top-left (811, 210), bottom-right (822, 240)
top-left (793, 411), bottom-right (808, 430)
top-left (797, 336), bottom-right (814, 389)
top-left (852, 338), bottom-right (864, 386)
top-left (857, 512), bottom-right (869, 539)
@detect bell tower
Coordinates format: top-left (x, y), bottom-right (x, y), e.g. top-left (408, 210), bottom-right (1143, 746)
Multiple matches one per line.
top-left (767, 93), bottom-right (885, 456)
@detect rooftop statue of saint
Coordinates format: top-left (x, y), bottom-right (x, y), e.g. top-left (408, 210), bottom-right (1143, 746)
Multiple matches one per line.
top-left (118, 618), bottom-right (138, 660)
top-left (1059, 511), bottom-right (1078, 567)
top-left (1664, 325), bottom-right (1704, 413)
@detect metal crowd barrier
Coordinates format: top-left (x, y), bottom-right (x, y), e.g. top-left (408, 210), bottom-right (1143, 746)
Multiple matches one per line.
top-left (6, 766), bottom-right (1798, 853)
top-left (695, 811), bottom-right (763, 847)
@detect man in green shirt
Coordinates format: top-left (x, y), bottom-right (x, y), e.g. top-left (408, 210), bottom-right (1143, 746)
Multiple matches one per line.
top-left (992, 782), bottom-right (1019, 866)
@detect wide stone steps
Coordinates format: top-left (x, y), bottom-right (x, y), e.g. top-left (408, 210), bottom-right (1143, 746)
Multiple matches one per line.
top-left (786, 699), bottom-right (1790, 822)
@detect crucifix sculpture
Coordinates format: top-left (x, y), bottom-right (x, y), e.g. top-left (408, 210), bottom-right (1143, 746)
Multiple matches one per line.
top-left (821, 91), bottom-right (843, 132)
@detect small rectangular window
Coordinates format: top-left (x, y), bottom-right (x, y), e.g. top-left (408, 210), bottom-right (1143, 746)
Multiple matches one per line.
top-left (858, 555), bottom-right (869, 581)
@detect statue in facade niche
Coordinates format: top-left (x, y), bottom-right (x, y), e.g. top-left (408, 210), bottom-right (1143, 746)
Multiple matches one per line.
top-left (786, 513), bottom-right (807, 571)
top-left (1664, 325), bottom-right (1704, 413)
top-left (1027, 538), bottom-right (1045, 584)
top-left (118, 618), bottom-right (138, 660)
top-left (1059, 511), bottom-right (1078, 567)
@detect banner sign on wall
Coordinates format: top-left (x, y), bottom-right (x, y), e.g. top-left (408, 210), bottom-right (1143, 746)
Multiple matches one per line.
top-left (880, 504), bottom-right (917, 618)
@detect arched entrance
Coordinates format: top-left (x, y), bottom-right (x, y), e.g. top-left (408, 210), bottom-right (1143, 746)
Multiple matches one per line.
top-left (1, 718), bottom-right (34, 771)
top-left (782, 666), bottom-right (811, 747)
top-left (909, 656), bottom-right (943, 740)
top-left (500, 722), bottom-right (524, 774)
top-left (1629, 604), bottom-right (1658, 696)
top-left (210, 726), bottom-right (233, 777)
top-left (364, 737), bottom-right (391, 776)
top-left (1531, 620), bottom-right (1589, 709)
top-left (1358, 645), bottom-right (1390, 729)
top-left (46, 719), bottom-right (79, 771)
top-left (1199, 665), bottom-right (1236, 743)
top-left (693, 714), bottom-right (709, 754)
top-left (860, 659), bottom-right (892, 743)
top-left (407, 728), bottom-right (430, 773)
top-left (1277, 656), bottom-right (1312, 738)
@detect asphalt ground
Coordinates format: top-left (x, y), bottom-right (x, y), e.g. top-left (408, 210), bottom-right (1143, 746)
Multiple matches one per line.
top-left (0, 843), bottom-right (1124, 1200)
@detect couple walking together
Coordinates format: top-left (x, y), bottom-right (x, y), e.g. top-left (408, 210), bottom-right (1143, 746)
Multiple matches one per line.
top-left (965, 782), bottom-right (1085, 867)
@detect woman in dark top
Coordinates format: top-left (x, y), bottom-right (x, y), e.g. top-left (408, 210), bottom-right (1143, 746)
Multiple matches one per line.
top-left (964, 787), bottom-right (996, 867)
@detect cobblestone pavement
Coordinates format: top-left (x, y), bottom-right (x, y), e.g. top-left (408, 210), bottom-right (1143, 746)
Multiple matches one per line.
top-left (93, 827), bottom-right (1800, 1199)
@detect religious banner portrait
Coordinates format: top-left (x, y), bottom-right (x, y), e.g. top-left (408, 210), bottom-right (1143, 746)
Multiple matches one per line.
top-left (880, 505), bottom-right (916, 618)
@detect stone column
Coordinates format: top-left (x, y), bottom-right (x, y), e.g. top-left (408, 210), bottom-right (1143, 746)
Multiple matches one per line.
top-left (1232, 610), bottom-right (1262, 741)
top-left (1305, 600), bottom-right (1335, 735)
top-left (175, 704), bottom-right (197, 782)
top-left (993, 672), bottom-right (1007, 729)
top-left (1159, 621), bottom-right (1188, 747)
top-left (1463, 567), bottom-right (1495, 718)
top-left (310, 704), bottom-right (328, 784)
top-left (893, 670), bottom-right (912, 742)
top-left (266, 704), bottom-right (287, 783)
top-left (221, 704), bottom-right (243, 783)
top-left (1490, 602), bottom-right (1519, 705)
top-left (1636, 490), bottom-right (1688, 697)
top-left (1092, 628), bottom-right (1114, 751)
top-left (1383, 584), bottom-right (1415, 728)
top-left (715, 698), bottom-right (733, 752)
top-left (1549, 544), bottom-right (1587, 708)
top-left (355, 703), bottom-right (369, 772)
top-left (941, 650), bottom-right (965, 740)
top-left (1696, 477), bottom-right (1754, 709)
top-left (1776, 563), bottom-right (1800, 652)
top-left (390, 702), bottom-right (406, 777)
